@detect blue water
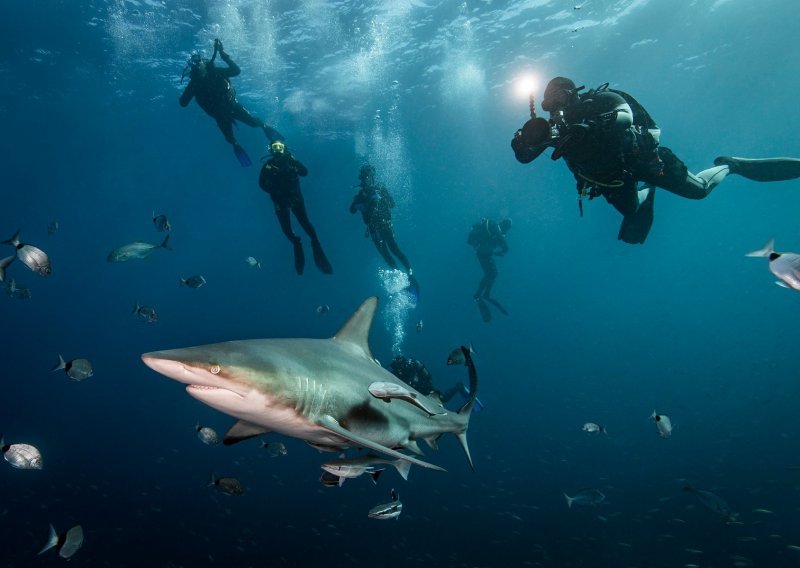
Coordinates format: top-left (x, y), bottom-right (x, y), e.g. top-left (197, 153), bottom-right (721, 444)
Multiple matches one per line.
top-left (2, 1), bottom-right (800, 566)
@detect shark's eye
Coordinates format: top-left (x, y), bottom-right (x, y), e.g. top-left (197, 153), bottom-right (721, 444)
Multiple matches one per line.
top-left (210, 364), bottom-right (221, 375)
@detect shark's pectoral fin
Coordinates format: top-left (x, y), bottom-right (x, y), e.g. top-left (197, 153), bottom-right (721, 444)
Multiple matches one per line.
top-left (317, 415), bottom-right (446, 473)
top-left (404, 440), bottom-right (424, 456)
top-left (424, 434), bottom-right (442, 450)
top-left (223, 420), bottom-right (271, 446)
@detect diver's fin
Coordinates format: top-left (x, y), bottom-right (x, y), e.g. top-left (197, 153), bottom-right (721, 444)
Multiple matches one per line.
top-left (475, 298), bottom-right (491, 322)
top-left (311, 240), bottom-right (333, 274)
top-left (317, 415), bottom-right (446, 472)
top-left (292, 239), bottom-right (305, 275)
top-left (233, 143), bottom-right (252, 167)
top-left (484, 297), bottom-right (508, 315)
top-left (713, 156), bottom-right (800, 182)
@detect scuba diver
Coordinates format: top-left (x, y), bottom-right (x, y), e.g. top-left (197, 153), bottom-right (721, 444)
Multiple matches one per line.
top-left (389, 355), bottom-right (468, 405)
top-left (349, 164), bottom-right (419, 300)
top-left (511, 76), bottom-right (800, 244)
top-left (258, 140), bottom-right (333, 275)
top-left (179, 38), bottom-right (283, 167)
top-left (468, 217), bottom-right (511, 323)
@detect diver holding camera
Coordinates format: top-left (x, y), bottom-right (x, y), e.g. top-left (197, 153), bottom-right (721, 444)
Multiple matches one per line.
top-left (512, 76), bottom-right (800, 244)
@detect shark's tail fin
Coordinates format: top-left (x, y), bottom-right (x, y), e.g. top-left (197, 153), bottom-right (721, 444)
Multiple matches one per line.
top-left (50, 354), bottom-right (66, 373)
top-left (455, 345), bottom-right (478, 472)
top-left (746, 238), bottom-right (775, 258)
top-left (564, 493), bottom-right (574, 509)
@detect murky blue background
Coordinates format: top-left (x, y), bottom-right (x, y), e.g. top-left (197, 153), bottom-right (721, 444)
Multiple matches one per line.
top-left (1, 1), bottom-right (799, 566)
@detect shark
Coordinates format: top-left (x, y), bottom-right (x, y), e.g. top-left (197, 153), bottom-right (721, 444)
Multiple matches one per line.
top-left (141, 297), bottom-right (476, 472)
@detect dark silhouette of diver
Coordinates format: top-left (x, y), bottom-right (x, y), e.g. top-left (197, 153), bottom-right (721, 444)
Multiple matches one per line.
top-left (512, 77), bottom-right (800, 244)
top-left (468, 218), bottom-right (511, 322)
top-left (180, 38), bottom-right (283, 167)
top-left (258, 141), bottom-right (332, 275)
top-left (350, 164), bottom-right (419, 300)
top-left (389, 355), bottom-right (467, 405)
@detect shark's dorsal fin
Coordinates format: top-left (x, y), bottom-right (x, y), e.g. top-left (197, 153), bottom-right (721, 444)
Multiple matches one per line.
top-left (332, 297), bottom-right (378, 360)
top-left (223, 420), bottom-right (271, 446)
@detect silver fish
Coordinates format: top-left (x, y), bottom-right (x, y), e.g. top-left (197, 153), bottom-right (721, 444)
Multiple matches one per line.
top-left (416, 320), bottom-right (423, 333)
top-left (582, 422), bottom-right (606, 434)
top-left (208, 474), bottom-right (244, 496)
top-left (321, 453), bottom-right (411, 485)
top-left (245, 256), bottom-right (261, 269)
top-left (47, 221), bottom-right (59, 236)
top-left (6, 279), bottom-right (32, 300)
top-left (261, 441), bottom-right (288, 458)
top-left (368, 381), bottom-right (446, 416)
top-left (152, 211), bottom-right (171, 232)
top-left (746, 239), bottom-right (800, 290)
top-left (1, 436), bottom-right (43, 470)
top-left (180, 275), bottom-right (207, 289)
top-left (38, 524), bottom-right (83, 559)
top-left (107, 235), bottom-right (171, 262)
top-left (564, 488), bottom-right (606, 508)
top-left (684, 484), bottom-right (737, 522)
top-left (650, 410), bottom-right (672, 438)
top-left (195, 423), bottom-right (219, 446)
top-left (131, 303), bottom-right (157, 323)
top-left (2, 230), bottom-right (52, 277)
top-left (368, 489), bottom-right (402, 520)
top-left (51, 354), bottom-right (93, 381)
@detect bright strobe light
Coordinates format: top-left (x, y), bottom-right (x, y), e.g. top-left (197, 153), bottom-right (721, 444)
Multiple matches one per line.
top-left (515, 75), bottom-right (539, 100)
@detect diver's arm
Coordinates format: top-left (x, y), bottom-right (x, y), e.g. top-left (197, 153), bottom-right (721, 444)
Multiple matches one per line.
top-left (218, 49), bottom-right (241, 78)
top-left (291, 158), bottom-right (308, 177)
top-left (511, 117), bottom-right (552, 164)
top-left (258, 163), bottom-right (271, 192)
top-left (496, 235), bottom-right (509, 255)
top-left (179, 82), bottom-right (194, 107)
top-left (382, 186), bottom-right (395, 209)
top-left (349, 193), bottom-right (363, 214)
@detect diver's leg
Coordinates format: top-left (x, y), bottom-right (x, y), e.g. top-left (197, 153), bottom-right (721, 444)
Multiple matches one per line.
top-left (651, 146), bottom-right (727, 199)
top-left (372, 232), bottom-right (398, 269)
top-left (292, 197), bottom-right (332, 274)
top-left (215, 116), bottom-right (237, 144)
top-left (232, 103), bottom-right (284, 141)
top-left (384, 228), bottom-right (412, 272)
top-left (475, 254), bottom-right (497, 299)
top-left (274, 204), bottom-right (297, 242)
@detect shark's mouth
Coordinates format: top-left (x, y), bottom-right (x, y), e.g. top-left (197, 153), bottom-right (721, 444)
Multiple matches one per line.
top-left (141, 354), bottom-right (247, 398)
top-left (187, 384), bottom-right (245, 399)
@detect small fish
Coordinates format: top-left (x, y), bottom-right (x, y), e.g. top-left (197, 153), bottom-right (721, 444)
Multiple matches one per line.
top-left (1, 230), bottom-right (52, 277)
top-left (38, 524), bottom-right (83, 559)
top-left (416, 320), bottom-right (423, 333)
top-left (208, 474), bottom-right (244, 496)
top-left (564, 488), bottom-right (606, 508)
top-left (261, 441), bottom-right (288, 458)
top-left (316, 304), bottom-right (330, 314)
top-left (582, 422), bottom-right (606, 434)
top-left (47, 221), bottom-right (59, 236)
top-left (107, 235), bottom-right (171, 262)
top-left (152, 211), bottom-right (171, 232)
top-left (321, 453), bottom-right (411, 485)
top-left (446, 343), bottom-right (475, 366)
top-left (5, 279), bottom-right (32, 300)
top-left (131, 303), bottom-right (157, 323)
top-left (368, 489), bottom-right (402, 520)
top-left (1, 436), bottom-right (43, 470)
top-left (51, 354), bottom-right (93, 381)
top-left (368, 381), bottom-right (446, 416)
top-left (180, 275), bottom-right (207, 288)
top-left (753, 508), bottom-right (774, 515)
top-left (650, 410), bottom-right (672, 438)
top-left (319, 471), bottom-right (341, 488)
top-left (746, 239), bottom-right (800, 290)
top-left (245, 256), bottom-right (262, 269)
top-left (195, 423), bottom-right (219, 446)
top-left (683, 485), bottom-right (737, 522)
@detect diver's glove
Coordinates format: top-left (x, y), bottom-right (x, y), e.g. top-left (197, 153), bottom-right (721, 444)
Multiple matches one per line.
top-left (214, 38), bottom-right (224, 52)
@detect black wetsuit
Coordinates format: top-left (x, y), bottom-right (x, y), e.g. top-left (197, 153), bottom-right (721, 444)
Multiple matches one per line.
top-left (179, 52), bottom-right (281, 145)
top-left (469, 219), bottom-right (508, 300)
top-left (389, 356), bottom-right (463, 403)
top-left (350, 182), bottom-right (411, 272)
top-left (259, 153), bottom-right (332, 274)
